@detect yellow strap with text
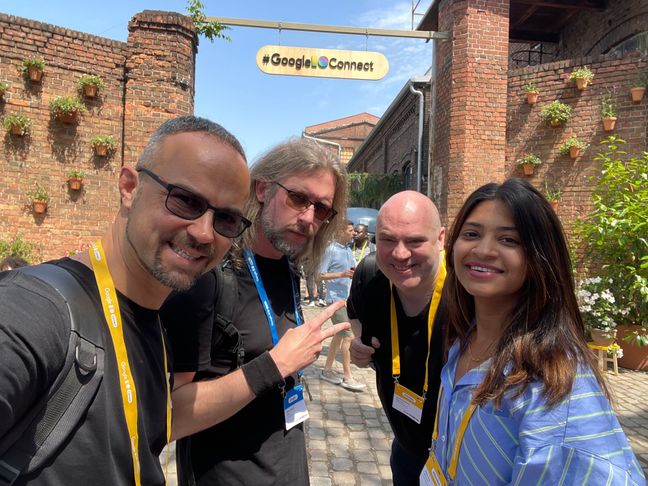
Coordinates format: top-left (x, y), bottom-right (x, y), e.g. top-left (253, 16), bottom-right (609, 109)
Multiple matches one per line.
top-left (390, 254), bottom-right (446, 397)
top-left (90, 241), bottom-right (171, 486)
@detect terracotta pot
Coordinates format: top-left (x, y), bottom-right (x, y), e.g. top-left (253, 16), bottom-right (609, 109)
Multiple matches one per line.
top-left (57, 109), bottom-right (78, 124)
top-left (28, 66), bottom-right (43, 83)
top-left (550, 118), bottom-right (562, 127)
top-left (602, 117), bottom-right (617, 132)
top-left (569, 146), bottom-right (582, 159)
top-left (521, 163), bottom-right (535, 176)
top-left (68, 178), bottom-right (83, 191)
top-left (575, 78), bottom-right (588, 90)
top-left (630, 87), bottom-right (645, 103)
top-left (549, 200), bottom-right (559, 212)
top-left (94, 144), bottom-right (108, 157)
top-left (83, 85), bottom-right (98, 98)
top-left (617, 325), bottom-right (648, 371)
top-left (32, 200), bottom-right (47, 214)
top-left (591, 328), bottom-right (616, 347)
top-left (526, 92), bottom-right (539, 105)
top-left (10, 125), bottom-right (24, 136)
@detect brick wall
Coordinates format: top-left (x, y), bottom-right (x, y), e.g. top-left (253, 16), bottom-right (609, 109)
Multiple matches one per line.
top-left (434, 0), bottom-right (510, 225)
top-left (0, 11), bottom-right (196, 261)
top-left (508, 53), bottom-right (647, 234)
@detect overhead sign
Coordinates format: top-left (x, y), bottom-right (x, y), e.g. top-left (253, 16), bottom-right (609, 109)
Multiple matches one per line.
top-left (256, 45), bottom-right (389, 81)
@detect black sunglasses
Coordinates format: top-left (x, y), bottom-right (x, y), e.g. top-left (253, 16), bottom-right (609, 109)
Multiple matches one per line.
top-left (137, 167), bottom-right (251, 238)
top-left (273, 181), bottom-right (337, 222)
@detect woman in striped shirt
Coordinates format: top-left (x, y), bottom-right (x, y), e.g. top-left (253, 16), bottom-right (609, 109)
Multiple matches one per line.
top-left (424, 178), bottom-right (645, 485)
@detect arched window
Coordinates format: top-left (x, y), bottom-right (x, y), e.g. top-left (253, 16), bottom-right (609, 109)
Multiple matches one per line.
top-left (402, 163), bottom-right (413, 190)
top-left (608, 31), bottom-right (648, 57)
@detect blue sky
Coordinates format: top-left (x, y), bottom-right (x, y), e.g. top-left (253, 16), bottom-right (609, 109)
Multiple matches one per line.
top-left (3, 1), bottom-right (434, 162)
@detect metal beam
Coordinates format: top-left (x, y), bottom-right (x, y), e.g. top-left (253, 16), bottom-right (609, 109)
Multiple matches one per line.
top-left (207, 16), bottom-right (450, 40)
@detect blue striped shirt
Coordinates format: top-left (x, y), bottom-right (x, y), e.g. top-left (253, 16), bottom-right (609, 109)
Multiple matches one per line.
top-left (432, 340), bottom-right (646, 485)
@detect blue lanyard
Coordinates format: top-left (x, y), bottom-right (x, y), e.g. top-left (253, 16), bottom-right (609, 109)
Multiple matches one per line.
top-left (243, 249), bottom-right (302, 347)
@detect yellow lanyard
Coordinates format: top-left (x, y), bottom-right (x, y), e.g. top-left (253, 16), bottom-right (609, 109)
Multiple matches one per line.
top-left (431, 386), bottom-right (478, 480)
top-left (389, 255), bottom-right (446, 397)
top-left (353, 240), bottom-right (368, 262)
top-left (89, 241), bottom-right (172, 485)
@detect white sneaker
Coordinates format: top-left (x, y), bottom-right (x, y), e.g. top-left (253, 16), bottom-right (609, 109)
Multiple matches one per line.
top-left (341, 378), bottom-right (366, 392)
top-left (320, 370), bottom-right (342, 385)
top-left (307, 300), bottom-right (316, 307)
top-left (316, 299), bottom-right (327, 307)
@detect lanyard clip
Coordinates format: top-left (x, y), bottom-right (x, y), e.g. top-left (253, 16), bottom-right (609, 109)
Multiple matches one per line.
top-left (392, 374), bottom-right (400, 384)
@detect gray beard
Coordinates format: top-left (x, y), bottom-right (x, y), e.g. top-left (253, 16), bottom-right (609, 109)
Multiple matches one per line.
top-left (260, 212), bottom-right (305, 259)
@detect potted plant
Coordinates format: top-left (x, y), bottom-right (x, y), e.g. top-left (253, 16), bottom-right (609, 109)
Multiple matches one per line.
top-left (77, 74), bottom-right (105, 99)
top-left (600, 92), bottom-right (617, 132)
top-left (90, 135), bottom-right (116, 156)
top-left (516, 153), bottom-right (542, 176)
top-left (20, 56), bottom-right (45, 83)
top-left (523, 79), bottom-right (539, 105)
top-left (629, 68), bottom-right (646, 103)
top-left (0, 81), bottom-right (7, 100)
top-left (559, 135), bottom-right (589, 159)
top-left (577, 277), bottom-right (618, 346)
top-left (27, 184), bottom-right (50, 214)
top-left (67, 170), bottom-right (85, 191)
top-left (544, 184), bottom-right (561, 211)
top-left (575, 137), bottom-right (648, 370)
top-left (539, 100), bottom-right (572, 127)
top-left (2, 113), bottom-right (32, 137)
top-left (569, 65), bottom-right (594, 90)
top-left (49, 96), bottom-right (86, 124)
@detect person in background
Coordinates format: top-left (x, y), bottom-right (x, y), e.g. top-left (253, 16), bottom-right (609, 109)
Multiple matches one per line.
top-left (319, 220), bottom-right (366, 392)
top-left (423, 178), bottom-right (645, 485)
top-left (351, 223), bottom-right (375, 263)
top-left (349, 191), bottom-right (446, 485)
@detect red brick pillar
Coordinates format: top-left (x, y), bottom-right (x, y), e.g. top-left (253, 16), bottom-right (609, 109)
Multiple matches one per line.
top-left (434, 0), bottom-right (509, 224)
top-left (123, 10), bottom-right (198, 167)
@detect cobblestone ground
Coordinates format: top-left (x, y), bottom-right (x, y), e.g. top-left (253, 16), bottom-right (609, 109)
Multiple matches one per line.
top-left (163, 305), bottom-right (648, 485)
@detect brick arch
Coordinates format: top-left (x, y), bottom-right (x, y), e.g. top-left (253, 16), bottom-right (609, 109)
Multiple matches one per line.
top-left (586, 11), bottom-right (648, 56)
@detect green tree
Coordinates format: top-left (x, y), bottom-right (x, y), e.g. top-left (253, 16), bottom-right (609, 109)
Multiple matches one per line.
top-left (186, 0), bottom-right (231, 42)
top-left (574, 136), bottom-right (648, 344)
top-left (0, 235), bottom-right (41, 263)
top-left (347, 173), bottom-right (402, 208)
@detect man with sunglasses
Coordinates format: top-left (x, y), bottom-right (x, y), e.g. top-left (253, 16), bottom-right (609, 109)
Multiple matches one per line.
top-left (0, 116), bottom-right (253, 485)
top-left (162, 138), bottom-right (349, 485)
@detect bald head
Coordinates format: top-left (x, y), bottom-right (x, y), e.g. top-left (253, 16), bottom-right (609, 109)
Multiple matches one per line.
top-left (376, 191), bottom-right (445, 295)
top-left (378, 191), bottom-right (441, 233)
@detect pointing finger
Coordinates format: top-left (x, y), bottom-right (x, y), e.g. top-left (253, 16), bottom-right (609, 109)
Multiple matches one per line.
top-left (307, 300), bottom-right (345, 328)
top-left (320, 321), bottom-right (350, 341)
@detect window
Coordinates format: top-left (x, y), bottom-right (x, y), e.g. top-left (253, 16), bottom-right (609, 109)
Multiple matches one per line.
top-left (340, 147), bottom-right (354, 165)
top-left (402, 163), bottom-right (413, 190)
top-left (609, 32), bottom-right (648, 57)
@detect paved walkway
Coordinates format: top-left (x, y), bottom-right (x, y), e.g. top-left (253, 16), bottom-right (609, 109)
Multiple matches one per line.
top-left (163, 306), bottom-right (648, 484)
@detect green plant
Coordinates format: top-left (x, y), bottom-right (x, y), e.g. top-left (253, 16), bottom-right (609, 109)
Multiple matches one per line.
top-left (0, 235), bottom-right (40, 263)
top-left (523, 78), bottom-right (538, 93)
top-left (516, 153), bottom-right (542, 167)
top-left (574, 136), bottom-right (648, 345)
top-left (77, 74), bottom-right (105, 91)
top-left (28, 184), bottom-right (50, 202)
top-left (559, 136), bottom-right (589, 155)
top-left (20, 56), bottom-right (45, 73)
top-left (600, 92), bottom-right (617, 118)
top-left (186, 0), bottom-right (231, 42)
top-left (577, 277), bottom-right (620, 338)
top-left (347, 173), bottom-right (402, 208)
top-left (67, 169), bottom-right (85, 179)
top-left (539, 100), bottom-right (572, 126)
top-left (630, 66), bottom-right (647, 88)
top-left (90, 134), bottom-right (116, 148)
top-left (2, 113), bottom-right (32, 136)
top-left (0, 81), bottom-right (7, 94)
top-left (48, 96), bottom-right (86, 117)
top-left (544, 183), bottom-right (561, 201)
top-left (569, 66), bottom-right (594, 84)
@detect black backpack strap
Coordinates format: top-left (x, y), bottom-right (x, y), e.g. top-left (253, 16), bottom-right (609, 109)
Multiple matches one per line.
top-left (0, 264), bottom-right (104, 485)
top-left (212, 263), bottom-right (243, 368)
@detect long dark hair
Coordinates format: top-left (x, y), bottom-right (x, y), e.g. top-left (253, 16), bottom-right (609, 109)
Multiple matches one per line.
top-left (444, 178), bottom-right (608, 406)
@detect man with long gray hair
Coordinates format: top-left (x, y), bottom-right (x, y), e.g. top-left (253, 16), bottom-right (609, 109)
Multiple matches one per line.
top-left (162, 138), bottom-right (349, 485)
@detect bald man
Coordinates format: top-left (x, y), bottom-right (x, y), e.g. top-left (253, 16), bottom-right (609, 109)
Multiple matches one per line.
top-left (348, 191), bottom-right (446, 486)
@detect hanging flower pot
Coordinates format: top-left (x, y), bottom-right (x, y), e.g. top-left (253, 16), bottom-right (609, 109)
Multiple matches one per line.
top-left (57, 109), bottom-right (78, 124)
top-left (569, 66), bottom-right (594, 91)
top-left (77, 74), bottom-right (105, 99)
top-left (549, 200), bottom-right (559, 212)
top-left (550, 118), bottom-right (561, 127)
top-left (516, 154), bottom-right (541, 177)
top-left (602, 117), bottom-right (617, 132)
top-left (28, 67), bottom-right (43, 83)
top-left (20, 57), bottom-right (45, 84)
top-left (32, 200), bottom-right (48, 214)
top-left (94, 144), bottom-right (108, 156)
top-left (526, 91), bottom-right (539, 105)
top-left (569, 146), bottom-right (582, 159)
top-left (575, 78), bottom-right (588, 90)
top-left (91, 135), bottom-right (116, 157)
top-left (630, 87), bottom-right (645, 103)
top-left (522, 164), bottom-right (535, 176)
top-left (2, 113), bottom-right (32, 137)
top-left (49, 96), bottom-right (86, 124)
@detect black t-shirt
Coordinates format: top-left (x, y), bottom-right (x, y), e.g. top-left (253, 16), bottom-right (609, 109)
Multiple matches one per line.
top-left (347, 254), bottom-right (444, 459)
top-left (0, 259), bottom-right (169, 485)
top-left (162, 254), bottom-right (309, 486)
